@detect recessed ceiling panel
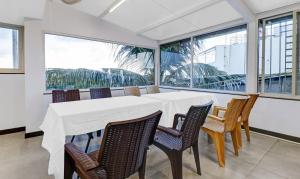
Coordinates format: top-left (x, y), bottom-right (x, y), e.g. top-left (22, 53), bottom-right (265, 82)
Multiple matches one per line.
top-left (152, 0), bottom-right (212, 13)
top-left (183, 1), bottom-right (241, 30)
top-left (103, 0), bottom-right (171, 32)
top-left (53, 0), bottom-right (115, 16)
top-left (244, 0), bottom-right (300, 13)
top-left (142, 19), bottom-right (197, 40)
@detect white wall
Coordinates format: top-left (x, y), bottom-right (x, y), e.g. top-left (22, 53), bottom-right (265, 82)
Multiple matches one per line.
top-left (24, 2), bottom-right (158, 133)
top-left (0, 74), bottom-right (25, 130)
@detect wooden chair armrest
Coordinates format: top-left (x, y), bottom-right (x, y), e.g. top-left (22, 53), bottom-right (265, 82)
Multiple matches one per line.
top-left (65, 143), bottom-right (99, 171)
top-left (212, 106), bottom-right (227, 116)
top-left (173, 113), bottom-right (186, 129)
top-left (208, 114), bottom-right (224, 122)
top-left (158, 125), bottom-right (182, 137)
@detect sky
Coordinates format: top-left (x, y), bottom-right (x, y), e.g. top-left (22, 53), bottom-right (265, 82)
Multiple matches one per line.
top-left (0, 28), bottom-right (14, 68)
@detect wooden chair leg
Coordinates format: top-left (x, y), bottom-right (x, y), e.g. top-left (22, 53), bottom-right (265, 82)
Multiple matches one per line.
top-left (138, 150), bottom-right (147, 179)
top-left (64, 150), bottom-right (75, 179)
top-left (192, 142), bottom-right (201, 175)
top-left (237, 122), bottom-right (242, 149)
top-left (243, 121), bottom-right (251, 142)
top-left (230, 129), bottom-right (239, 156)
top-left (211, 133), bottom-right (225, 167)
top-left (168, 151), bottom-right (183, 179)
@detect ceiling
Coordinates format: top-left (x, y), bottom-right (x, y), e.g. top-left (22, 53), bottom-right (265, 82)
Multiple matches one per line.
top-left (1, 0), bottom-right (300, 41)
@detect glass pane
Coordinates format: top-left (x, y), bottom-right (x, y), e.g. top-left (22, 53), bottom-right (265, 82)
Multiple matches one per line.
top-left (263, 16), bottom-right (293, 94)
top-left (258, 23), bottom-right (263, 92)
top-left (45, 34), bottom-right (155, 90)
top-left (0, 27), bottom-right (19, 69)
top-left (193, 26), bottom-right (247, 91)
top-left (160, 39), bottom-right (191, 87)
top-left (297, 13), bottom-right (300, 95)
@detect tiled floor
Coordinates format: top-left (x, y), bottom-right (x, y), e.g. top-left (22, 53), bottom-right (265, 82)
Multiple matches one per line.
top-left (1, 131), bottom-right (300, 179)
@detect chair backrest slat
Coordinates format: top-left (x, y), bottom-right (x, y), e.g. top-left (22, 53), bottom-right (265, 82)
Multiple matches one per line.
top-left (90, 88), bottom-right (112, 99)
top-left (241, 94), bottom-right (259, 122)
top-left (97, 111), bottom-right (162, 179)
top-left (180, 101), bottom-right (213, 149)
top-left (224, 98), bottom-right (248, 132)
top-left (124, 86), bottom-right (141, 96)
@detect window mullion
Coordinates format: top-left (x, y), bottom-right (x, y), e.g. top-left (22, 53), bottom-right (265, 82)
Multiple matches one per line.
top-left (261, 20), bottom-right (266, 93)
top-left (190, 37), bottom-right (194, 89)
top-left (292, 11), bottom-right (298, 96)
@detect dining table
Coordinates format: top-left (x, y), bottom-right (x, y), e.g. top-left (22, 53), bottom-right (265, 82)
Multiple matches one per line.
top-left (40, 91), bottom-right (217, 179)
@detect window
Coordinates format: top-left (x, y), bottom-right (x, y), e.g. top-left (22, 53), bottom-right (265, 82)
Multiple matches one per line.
top-left (160, 39), bottom-right (191, 87)
top-left (193, 25), bottom-right (247, 91)
top-left (258, 14), bottom-right (294, 95)
top-left (45, 34), bottom-right (155, 90)
top-left (160, 25), bottom-right (247, 92)
top-left (0, 24), bottom-right (23, 73)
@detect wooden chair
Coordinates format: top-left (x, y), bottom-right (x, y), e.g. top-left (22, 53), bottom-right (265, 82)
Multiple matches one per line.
top-left (201, 98), bottom-right (248, 167)
top-left (124, 86), bottom-right (141, 96)
top-left (90, 88), bottom-right (112, 137)
top-left (213, 94), bottom-right (259, 146)
top-left (90, 88), bottom-right (112, 99)
top-left (52, 90), bottom-right (66, 103)
top-left (146, 86), bottom-right (160, 94)
top-left (154, 102), bottom-right (213, 179)
top-left (64, 111), bottom-right (163, 179)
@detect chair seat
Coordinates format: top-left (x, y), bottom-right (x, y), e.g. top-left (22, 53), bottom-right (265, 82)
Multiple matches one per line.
top-left (202, 118), bottom-right (224, 133)
top-left (154, 129), bottom-right (182, 150)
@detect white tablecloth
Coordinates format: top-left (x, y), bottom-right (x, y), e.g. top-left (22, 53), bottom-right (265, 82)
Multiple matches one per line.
top-left (142, 91), bottom-right (217, 127)
top-left (40, 96), bottom-right (163, 179)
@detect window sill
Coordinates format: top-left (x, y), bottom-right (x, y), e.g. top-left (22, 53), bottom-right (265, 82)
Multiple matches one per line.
top-left (159, 86), bottom-right (248, 96)
top-left (0, 68), bottom-right (24, 74)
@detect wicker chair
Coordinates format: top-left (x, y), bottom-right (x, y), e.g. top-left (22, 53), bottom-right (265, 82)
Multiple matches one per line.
top-left (66, 89), bottom-right (80, 101)
top-left (146, 86), bottom-right (160, 94)
top-left (52, 90), bottom-right (66, 103)
top-left (90, 88), bottom-right (112, 137)
top-left (201, 98), bottom-right (248, 167)
top-left (153, 102), bottom-right (213, 179)
top-left (124, 86), bottom-right (141, 96)
top-left (64, 111), bottom-right (163, 179)
top-left (213, 94), bottom-right (259, 146)
top-left (90, 88), bottom-right (112, 99)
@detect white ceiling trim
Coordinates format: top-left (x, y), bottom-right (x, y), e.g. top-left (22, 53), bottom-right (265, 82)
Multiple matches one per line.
top-left (225, 0), bottom-right (255, 22)
top-left (136, 0), bottom-right (223, 35)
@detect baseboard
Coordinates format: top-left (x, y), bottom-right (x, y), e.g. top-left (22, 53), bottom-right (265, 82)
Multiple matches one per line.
top-left (0, 127), bottom-right (25, 135)
top-left (25, 131), bottom-right (44, 138)
top-left (250, 127), bottom-right (300, 143)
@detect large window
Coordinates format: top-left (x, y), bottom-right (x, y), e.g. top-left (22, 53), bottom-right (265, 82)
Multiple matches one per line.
top-left (193, 26), bottom-right (247, 91)
top-left (45, 34), bottom-right (155, 90)
top-left (160, 39), bottom-right (191, 87)
top-left (0, 24), bottom-right (23, 73)
top-left (160, 25), bottom-right (247, 92)
top-left (258, 13), bottom-right (299, 96)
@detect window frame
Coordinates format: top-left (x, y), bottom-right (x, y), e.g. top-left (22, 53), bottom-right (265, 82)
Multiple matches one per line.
top-left (43, 32), bottom-right (156, 91)
top-left (159, 24), bottom-right (248, 94)
top-left (0, 22), bottom-right (24, 74)
top-left (258, 12), bottom-right (300, 99)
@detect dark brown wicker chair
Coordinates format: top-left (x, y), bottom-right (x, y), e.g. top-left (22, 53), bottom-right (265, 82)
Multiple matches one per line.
top-left (64, 111), bottom-right (163, 179)
top-left (66, 89), bottom-right (80, 101)
top-left (90, 88), bottom-right (112, 137)
top-left (52, 90), bottom-right (66, 103)
top-left (90, 88), bottom-right (112, 99)
top-left (153, 102), bottom-right (213, 179)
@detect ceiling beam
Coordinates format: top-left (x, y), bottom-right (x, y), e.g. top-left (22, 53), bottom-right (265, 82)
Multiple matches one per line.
top-left (136, 0), bottom-right (223, 35)
top-left (225, 0), bottom-right (255, 22)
